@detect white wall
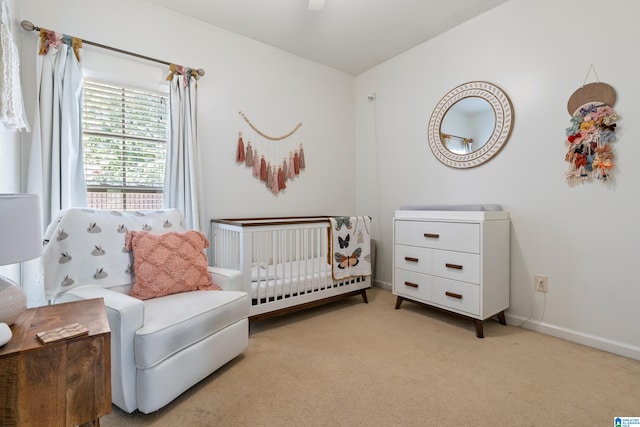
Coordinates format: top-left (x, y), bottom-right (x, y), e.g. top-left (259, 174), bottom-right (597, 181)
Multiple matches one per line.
top-left (18, 0), bottom-right (356, 225)
top-left (356, 0), bottom-right (640, 358)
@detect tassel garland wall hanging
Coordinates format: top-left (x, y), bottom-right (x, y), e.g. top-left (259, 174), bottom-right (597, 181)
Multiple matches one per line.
top-left (236, 111), bottom-right (305, 195)
top-left (564, 65), bottom-right (620, 186)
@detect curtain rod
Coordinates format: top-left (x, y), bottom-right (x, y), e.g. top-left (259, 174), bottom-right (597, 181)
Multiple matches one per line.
top-left (441, 132), bottom-right (473, 143)
top-left (20, 20), bottom-right (205, 76)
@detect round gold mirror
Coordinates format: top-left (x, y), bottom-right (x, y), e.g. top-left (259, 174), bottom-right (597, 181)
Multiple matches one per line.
top-left (428, 81), bottom-right (513, 168)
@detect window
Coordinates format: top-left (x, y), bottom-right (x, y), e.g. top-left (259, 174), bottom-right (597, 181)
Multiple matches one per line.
top-left (82, 80), bottom-right (169, 210)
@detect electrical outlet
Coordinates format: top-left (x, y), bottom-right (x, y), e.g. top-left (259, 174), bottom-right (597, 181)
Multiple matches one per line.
top-left (534, 274), bottom-right (548, 292)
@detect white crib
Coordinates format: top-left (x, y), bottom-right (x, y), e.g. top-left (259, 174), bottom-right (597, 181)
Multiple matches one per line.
top-left (210, 217), bottom-right (371, 321)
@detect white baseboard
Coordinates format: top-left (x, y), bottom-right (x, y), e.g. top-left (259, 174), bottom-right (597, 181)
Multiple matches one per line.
top-left (507, 314), bottom-right (640, 361)
top-left (373, 279), bottom-right (392, 291)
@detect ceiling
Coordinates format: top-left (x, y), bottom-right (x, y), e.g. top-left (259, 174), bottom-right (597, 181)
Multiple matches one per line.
top-left (142, 0), bottom-right (508, 75)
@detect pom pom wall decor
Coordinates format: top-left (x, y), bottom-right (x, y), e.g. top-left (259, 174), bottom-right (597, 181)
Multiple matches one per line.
top-left (564, 66), bottom-right (620, 186)
top-left (235, 111), bottom-right (305, 195)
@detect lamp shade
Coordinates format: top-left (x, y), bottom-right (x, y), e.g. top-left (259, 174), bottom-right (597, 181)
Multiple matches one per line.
top-left (0, 194), bottom-right (42, 326)
top-left (0, 194), bottom-right (42, 266)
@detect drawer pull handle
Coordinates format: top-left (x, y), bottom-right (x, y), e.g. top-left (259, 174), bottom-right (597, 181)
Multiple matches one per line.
top-left (404, 256), bottom-right (419, 262)
top-left (404, 281), bottom-right (419, 288)
top-left (424, 233), bottom-right (440, 239)
top-left (445, 263), bottom-right (463, 270)
top-left (445, 291), bottom-right (463, 300)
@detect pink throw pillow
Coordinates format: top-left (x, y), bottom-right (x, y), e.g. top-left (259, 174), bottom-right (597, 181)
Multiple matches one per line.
top-left (125, 230), bottom-right (221, 300)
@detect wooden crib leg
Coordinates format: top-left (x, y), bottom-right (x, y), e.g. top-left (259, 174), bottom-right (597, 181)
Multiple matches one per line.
top-left (361, 289), bottom-right (369, 303)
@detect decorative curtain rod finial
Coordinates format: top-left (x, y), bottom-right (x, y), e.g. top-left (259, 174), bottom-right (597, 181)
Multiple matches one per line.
top-left (20, 20), bottom-right (38, 32)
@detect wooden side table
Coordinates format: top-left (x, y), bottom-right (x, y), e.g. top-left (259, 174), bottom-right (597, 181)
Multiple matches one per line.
top-left (0, 298), bottom-right (111, 427)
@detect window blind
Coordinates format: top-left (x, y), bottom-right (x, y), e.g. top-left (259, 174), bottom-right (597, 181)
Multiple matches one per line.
top-left (82, 80), bottom-right (169, 210)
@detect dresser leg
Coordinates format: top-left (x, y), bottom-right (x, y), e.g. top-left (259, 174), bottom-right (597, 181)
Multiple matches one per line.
top-left (474, 320), bottom-right (484, 338)
top-left (395, 296), bottom-right (404, 309)
top-left (497, 310), bottom-right (507, 325)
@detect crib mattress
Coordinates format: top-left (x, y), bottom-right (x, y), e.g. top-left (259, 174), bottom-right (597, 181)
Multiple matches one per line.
top-left (250, 257), bottom-right (335, 301)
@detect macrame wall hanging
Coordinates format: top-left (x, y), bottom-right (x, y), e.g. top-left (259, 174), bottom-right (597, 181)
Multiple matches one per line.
top-left (564, 65), bottom-right (620, 186)
top-left (235, 111), bottom-right (305, 195)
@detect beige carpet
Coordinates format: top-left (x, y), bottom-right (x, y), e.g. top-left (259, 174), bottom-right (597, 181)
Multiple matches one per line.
top-left (102, 287), bottom-right (639, 426)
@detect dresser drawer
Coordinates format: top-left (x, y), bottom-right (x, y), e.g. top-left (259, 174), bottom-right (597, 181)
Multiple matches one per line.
top-left (393, 269), bottom-right (432, 302)
top-left (431, 277), bottom-right (480, 316)
top-left (432, 249), bottom-right (480, 284)
top-left (395, 220), bottom-right (480, 253)
top-left (394, 245), bottom-right (432, 274)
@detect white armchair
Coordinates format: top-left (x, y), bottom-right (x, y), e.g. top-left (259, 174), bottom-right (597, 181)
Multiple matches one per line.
top-left (42, 208), bottom-right (249, 414)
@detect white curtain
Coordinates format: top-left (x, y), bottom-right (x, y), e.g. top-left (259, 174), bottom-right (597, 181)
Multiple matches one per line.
top-left (28, 35), bottom-right (87, 227)
top-left (164, 72), bottom-right (203, 231)
top-left (26, 34), bottom-right (86, 306)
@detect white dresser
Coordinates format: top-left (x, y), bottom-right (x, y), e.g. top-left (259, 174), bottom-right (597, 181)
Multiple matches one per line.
top-left (392, 209), bottom-right (510, 338)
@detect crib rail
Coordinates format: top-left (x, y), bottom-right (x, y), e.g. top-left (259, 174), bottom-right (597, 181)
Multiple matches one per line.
top-left (210, 217), bottom-right (370, 317)
top-left (211, 217), bottom-right (330, 269)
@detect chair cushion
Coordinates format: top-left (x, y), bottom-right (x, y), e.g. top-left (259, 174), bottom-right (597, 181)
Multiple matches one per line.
top-left (134, 289), bottom-right (249, 369)
top-left (126, 230), bottom-right (220, 300)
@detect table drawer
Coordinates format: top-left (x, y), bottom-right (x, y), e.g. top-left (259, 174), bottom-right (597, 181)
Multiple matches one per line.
top-left (431, 277), bottom-right (480, 316)
top-left (432, 249), bottom-right (480, 284)
top-left (395, 220), bottom-right (480, 253)
top-left (393, 269), bottom-right (432, 302)
top-left (394, 245), bottom-right (432, 274)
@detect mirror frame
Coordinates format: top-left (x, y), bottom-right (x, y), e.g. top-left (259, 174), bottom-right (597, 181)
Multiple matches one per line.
top-left (428, 81), bottom-right (513, 168)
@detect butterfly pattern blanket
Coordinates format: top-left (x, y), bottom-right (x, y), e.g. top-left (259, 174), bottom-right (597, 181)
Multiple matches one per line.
top-left (329, 216), bottom-right (372, 280)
